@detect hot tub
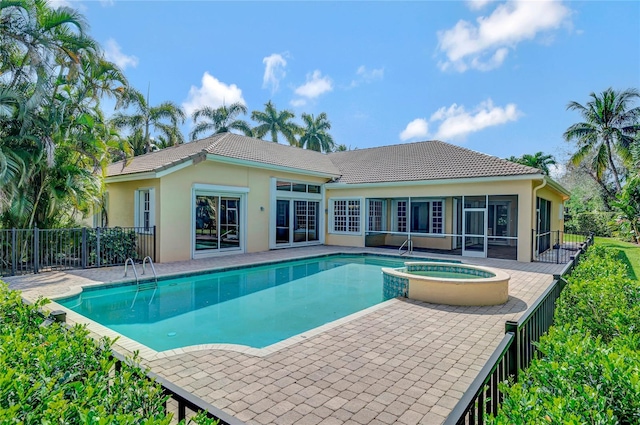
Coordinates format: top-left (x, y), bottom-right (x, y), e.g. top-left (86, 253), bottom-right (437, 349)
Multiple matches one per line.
top-left (382, 262), bottom-right (510, 306)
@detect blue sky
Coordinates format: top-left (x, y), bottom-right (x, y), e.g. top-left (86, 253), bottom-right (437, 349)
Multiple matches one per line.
top-left (58, 0), bottom-right (639, 169)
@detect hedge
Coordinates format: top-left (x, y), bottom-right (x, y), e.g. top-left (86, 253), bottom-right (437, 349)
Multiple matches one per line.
top-left (489, 246), bottom-right (640, 424)
top-left (0, 282), bottom-right (217, 424)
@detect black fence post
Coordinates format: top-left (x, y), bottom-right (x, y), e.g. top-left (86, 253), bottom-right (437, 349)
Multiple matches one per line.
top-left (34, 227), bottom-right (39, 274)
top-left (505, 321), bottom-right (519, 382)
top-left (555, 231), bottom-right (560, 264)
top-left (81, 228), bottom-right (87, 269)
top-left (11, 228), bottom-right (16, 276)
top-left (96, 227), bottom-right (101, 268)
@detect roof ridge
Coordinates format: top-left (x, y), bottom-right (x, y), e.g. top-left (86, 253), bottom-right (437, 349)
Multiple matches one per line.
top-left (437, 140), bottom-right (542, 174)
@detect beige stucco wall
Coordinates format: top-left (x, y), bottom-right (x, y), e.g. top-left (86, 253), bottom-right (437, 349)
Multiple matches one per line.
top-left (536, 184), bottom-right (568, 233)
top-left (107, 160), bottom-right (327, 263)
top-left (106, 162), bottom-right (568, 264)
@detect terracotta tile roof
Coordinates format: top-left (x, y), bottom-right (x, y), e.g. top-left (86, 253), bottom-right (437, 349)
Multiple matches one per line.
top-left (106, 133), bottom-right (341, 178)
top-left (106, 135), bottom-right (541, 184)
top-left (327, 140), bottom-right (541, 184)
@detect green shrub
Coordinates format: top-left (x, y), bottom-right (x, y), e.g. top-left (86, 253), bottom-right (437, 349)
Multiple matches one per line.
top-left (0, 282), bottom-right (217, 424)
top-left (491, 245), bottom-right (640, 424)
top-left (490, 327), bottom-right (640, 424)
top-left (555, 246), bottom-right (640, 342)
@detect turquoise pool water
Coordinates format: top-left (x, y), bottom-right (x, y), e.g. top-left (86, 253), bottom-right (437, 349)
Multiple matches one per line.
top-left (58, 255), bottom-right (407, 350)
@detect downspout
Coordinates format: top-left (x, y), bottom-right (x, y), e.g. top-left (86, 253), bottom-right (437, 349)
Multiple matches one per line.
top-left (531, 176), bottom-right (547, 261)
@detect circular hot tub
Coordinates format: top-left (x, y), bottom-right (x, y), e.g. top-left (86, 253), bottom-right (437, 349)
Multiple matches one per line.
top-left (382, 262), bottom-right (510, 306)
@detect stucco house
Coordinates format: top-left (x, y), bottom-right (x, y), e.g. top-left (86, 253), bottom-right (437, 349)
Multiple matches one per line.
top-left (104, 133), bottom-right (569, 263)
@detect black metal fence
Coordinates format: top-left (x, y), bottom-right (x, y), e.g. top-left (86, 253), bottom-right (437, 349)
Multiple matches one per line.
top-left (0, 226), bottom-right (156, 277)
top-left (532, 230), bottom-right (591, 264)
top-left (444, 234), bottom-right (594, 425)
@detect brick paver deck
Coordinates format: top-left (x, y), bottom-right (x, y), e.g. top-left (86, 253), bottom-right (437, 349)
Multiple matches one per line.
top-left (6, 246), bottom-right (564, 424)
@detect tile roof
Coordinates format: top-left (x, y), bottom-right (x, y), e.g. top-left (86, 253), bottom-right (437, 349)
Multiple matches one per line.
top-left (106, 133), bottom-right (341, 178)
top-left (106, 135), bottom-right (541, 184)
top-left (327, 140), bottom-right (541, 184)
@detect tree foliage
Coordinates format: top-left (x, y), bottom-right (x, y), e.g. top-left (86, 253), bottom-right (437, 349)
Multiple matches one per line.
top-left (506, 151), bottom-right (557, 175)
top-left (0, 0), bottom-right (130, 228)
top-left (299, 112), bottom-right (335, 153)
top-left (251, 101), bottom-right (300, 146)
top-left (189, 102), bottom-right (252, 141)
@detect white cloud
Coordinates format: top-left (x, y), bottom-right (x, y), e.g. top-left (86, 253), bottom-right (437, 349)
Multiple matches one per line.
top-left (437, 0), bottom-right (571, 72)
top-left (182, 72), bottom-right (245, 116)
top-left (431, 99), bottom-right (521, 140)
top-left (294, 70), bottom-right (333, 99)
top-left (466, 0), bottom-right (493, 10)
top-left (262, 53), bottom-right (287, 93)
top-left (400, 118), bottom-right (429, 141)
top-left (350, 65), bottom-right (384, 88)
top-left (290, 98), bottom-right (307, 108)
top-left (104, 38), bottom-right (138, 70)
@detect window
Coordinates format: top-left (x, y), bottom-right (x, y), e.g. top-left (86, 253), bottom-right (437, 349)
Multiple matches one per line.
top-left (393, 199), bottom-right (443, 234)
top-left (276, 180), bottom-right (322, 194)
top-left (368, 200), bottom-right (384, 231)
top-left (135, 188), bottom-right (155, 232)
top-left (331, 199), bottom-right (361, 234)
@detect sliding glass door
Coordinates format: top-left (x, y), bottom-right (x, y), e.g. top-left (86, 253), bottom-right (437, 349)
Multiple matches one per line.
top-left (195, 193), bottom-right (242, 254)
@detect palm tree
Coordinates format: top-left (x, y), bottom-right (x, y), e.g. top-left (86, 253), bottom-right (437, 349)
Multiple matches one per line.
top-left (111, 88), bottom-right (186, 155)
top-left (251, 101), bottom-right (301, 146)
top-left (189, 102), bottom-right (252, 141)
top-left (506, 152), bottom-right (557, 175)
top-left (299, 112), bottom-right (335, 153)
top-left (564, 88), bottom-right (640, 194)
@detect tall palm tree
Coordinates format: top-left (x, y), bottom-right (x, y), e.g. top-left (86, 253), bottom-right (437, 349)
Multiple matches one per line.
top-left (299, 112), bottom-right (335, 153)
top-left (506, 152), bottom-right (557, 176)
top-left (189, 102), bottom-right (252, 141)
top-left (111, 88), bottom-right (186, 155)
top-left (251, 101), bottom-right (301, 146)
top-left (564, 88), bottom-right (640, 193)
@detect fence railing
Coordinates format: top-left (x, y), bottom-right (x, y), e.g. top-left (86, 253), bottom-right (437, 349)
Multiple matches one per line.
top-left (445, 233), bottom-right (594, 425)
top-left (0, 226), bottom-right (156, 277)
top-left (532, 230), bottom-right (590, 264)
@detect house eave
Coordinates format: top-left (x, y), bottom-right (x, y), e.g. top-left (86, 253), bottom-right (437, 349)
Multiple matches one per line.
top-left (324, 173), bottom-right (544, 189)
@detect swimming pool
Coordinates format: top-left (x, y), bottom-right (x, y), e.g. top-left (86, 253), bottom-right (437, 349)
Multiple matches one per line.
top-left (58, 255), bottom-right (411, 351)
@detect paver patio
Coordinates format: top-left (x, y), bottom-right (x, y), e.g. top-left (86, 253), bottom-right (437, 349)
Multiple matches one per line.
top-left (6, 246), bottom-right (564, 424)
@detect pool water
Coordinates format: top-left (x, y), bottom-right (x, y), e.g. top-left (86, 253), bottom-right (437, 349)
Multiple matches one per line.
top-left (58, 255), bottom-right (406, 350)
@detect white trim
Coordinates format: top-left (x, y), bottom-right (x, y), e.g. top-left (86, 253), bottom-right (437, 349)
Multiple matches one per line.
top-left (134, 188), bottom-right (155, 232)
top-left (328, 197), bottom-right (363, 235)
top-left (206, 154), bottom-right (341, 178)
top-left (107, 172), bottom-right (156, 183)
top-left (191, 185), bottom-right (248, 259)
top-left (193, 183), bottom-right (250, 193)
top-left (324, 174), bottom-right (543, 189)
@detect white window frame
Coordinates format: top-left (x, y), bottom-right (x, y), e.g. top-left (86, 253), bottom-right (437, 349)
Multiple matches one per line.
top-left (191, 184), bottom-right (249, 259)
top-left (269, 178), bottom-right (324, 249)
top-left (392, 198), bottom-right (445, 236)
top-left (329, 198), bottom-right (362, 235)
top-left (134, 188), bottom-right (155, 233)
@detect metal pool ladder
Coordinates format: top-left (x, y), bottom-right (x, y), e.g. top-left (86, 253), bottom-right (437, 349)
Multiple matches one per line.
top-left (399, 237), bottom-right (413, 255)
top-left (125, 257), bottom-right (158, 307)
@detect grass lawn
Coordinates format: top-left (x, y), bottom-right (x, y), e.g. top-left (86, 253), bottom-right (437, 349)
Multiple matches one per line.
top-left (594, 236), bottom-right (640, 281)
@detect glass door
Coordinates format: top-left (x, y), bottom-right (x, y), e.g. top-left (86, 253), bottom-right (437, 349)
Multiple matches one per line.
top-left (194, 194), bottom-right (242, 253)
top-left (293, 200), bottom-right (319, 243)
top-left (276, 200), bottom-right (290, 245)
top-left (463, 209), bottom-right (486, 257)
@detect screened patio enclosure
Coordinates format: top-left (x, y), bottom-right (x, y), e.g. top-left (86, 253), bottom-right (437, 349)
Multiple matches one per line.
top-left (364, 195), bottom-right (519, 260)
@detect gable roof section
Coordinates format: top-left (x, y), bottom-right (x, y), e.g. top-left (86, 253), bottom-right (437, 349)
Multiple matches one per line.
top-left (106, 133), bottom-right (341, 179)
top-left (327, 140), bottom-right (542, 184)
